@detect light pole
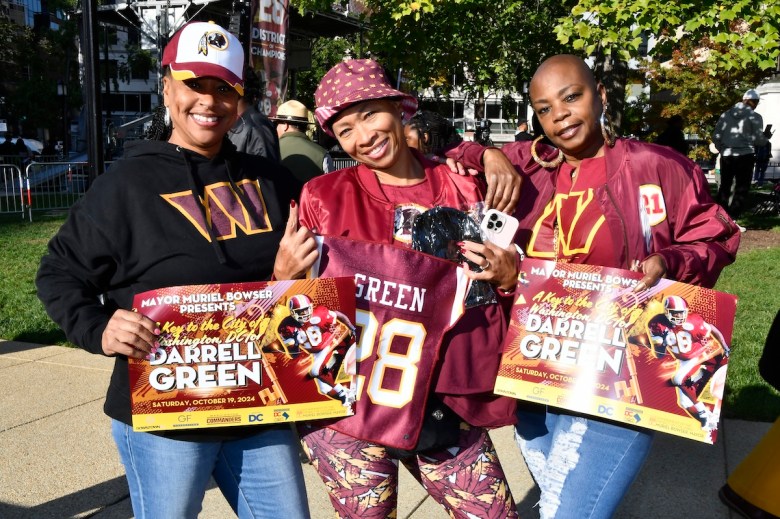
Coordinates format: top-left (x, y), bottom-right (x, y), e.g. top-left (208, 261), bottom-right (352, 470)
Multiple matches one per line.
top-left (57, 81), bottom-right (68, 158)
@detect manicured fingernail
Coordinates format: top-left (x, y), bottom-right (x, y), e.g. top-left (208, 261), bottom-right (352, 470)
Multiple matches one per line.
top-left (456, 241), bottom-right (464, 246)
top-left (154, 327), bottom-right (161, 335)
top-left (460, 248), bottom-right (467, 254)
top-left (290, 199), bottom-right (296, 208)
top-left (145, 353), bottom-right (154, 361)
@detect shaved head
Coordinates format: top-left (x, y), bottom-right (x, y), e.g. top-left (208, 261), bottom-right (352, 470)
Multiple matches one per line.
top-left (527, 54), bottom-right (608, 163)
top-left (530, 55), bottom-right (597, 103)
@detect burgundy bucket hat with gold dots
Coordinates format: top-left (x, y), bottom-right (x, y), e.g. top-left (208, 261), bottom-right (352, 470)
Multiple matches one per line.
top-left (314, 59), bottom-right (418, 136)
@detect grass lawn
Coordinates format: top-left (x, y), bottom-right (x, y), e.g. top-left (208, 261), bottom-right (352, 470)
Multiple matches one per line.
top-left (714, 242), bottom-right (780, 421)
top-left (0, 213), bottom-right (69, 345)
top-left (2, 210), bottom-right (779, 421)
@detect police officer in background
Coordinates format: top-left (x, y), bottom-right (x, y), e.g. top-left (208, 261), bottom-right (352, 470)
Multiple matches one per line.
top-left (270, 100), bottom-right (333, 182)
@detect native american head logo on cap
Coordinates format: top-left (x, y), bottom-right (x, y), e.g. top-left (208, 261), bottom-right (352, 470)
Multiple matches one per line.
top-left (197, 30), bottom-right (229, 57)
top-left (162, 21), bottom-right (244, 95)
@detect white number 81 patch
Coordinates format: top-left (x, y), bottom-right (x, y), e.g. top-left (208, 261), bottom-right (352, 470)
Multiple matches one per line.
top-left (639, 184), bottom-right (667, 226)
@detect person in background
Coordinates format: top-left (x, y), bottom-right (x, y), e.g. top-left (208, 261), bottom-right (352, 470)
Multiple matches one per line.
top-left (270, 99), bottom-right (333, 181)
top-left (277, 58), bottom-right (521, 519)
top-left (405, 109), bottom-right (463, 160)
top-left (654, 114), bottom-right (688, 156)
top-left (42, 140), bottom-right (57, 157)
top-left (15, 137), bottom-right (29, 159)
top-left (35, 21), bottom-right (309, 519)
top-left (514, 120), bottom-right (534, 142)
top-left (228, 68), bottom-right (281, 162)
top-left (0, 134), bottom-right (16, 156)
top-left (753, 127), bottom-right (773, 187)
top-left (712, 88), bottom-right (769, 218)
top-left (449, 54), bottom-right (740, 519)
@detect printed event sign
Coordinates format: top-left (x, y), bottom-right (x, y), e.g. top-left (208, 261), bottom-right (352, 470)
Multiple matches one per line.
top-left (494, 259), bottom-right (737, 444)
top-left (129, 278), bottom-right (357, 432)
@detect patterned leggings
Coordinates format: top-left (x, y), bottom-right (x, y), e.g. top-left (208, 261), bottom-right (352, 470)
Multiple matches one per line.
top-left (299, 422), bottom-right (518, 518)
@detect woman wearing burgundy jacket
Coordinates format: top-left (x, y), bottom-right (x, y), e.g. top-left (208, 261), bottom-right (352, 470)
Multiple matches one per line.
top-left (276, 58), bottom-right (521, 519)
top-left (449, 54), bottom-right (740, 519)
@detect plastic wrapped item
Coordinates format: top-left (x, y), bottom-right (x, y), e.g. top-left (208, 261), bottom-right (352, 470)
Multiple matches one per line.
top-left (411, 206), bottom-right (497, 307)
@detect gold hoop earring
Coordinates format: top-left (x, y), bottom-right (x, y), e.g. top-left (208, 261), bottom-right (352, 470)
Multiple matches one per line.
top-left (531, 135), bottom-right (564, 168)
top-left (600, 108), bottom-right (616, 148)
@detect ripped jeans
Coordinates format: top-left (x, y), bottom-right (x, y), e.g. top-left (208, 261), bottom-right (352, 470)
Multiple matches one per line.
top-left (515, 405), bottom-right (653, 519)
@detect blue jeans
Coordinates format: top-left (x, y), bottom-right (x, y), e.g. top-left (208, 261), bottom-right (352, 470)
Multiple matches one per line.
top-left (515, 406), bottom-right (653, 519)
top-left (112, 420), bottom-right (310, 519)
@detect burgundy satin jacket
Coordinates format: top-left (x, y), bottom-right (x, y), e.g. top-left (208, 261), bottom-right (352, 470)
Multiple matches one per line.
top-left (449, 138), bottom-right (740, 288)
top-left (299, 153), bottom-right (517, 428)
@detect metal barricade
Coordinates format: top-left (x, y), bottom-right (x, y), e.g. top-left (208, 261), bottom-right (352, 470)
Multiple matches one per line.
top-left (24, 161), bottom-right (92, 221)
top-left (0, 163), bottom-right (25, 219)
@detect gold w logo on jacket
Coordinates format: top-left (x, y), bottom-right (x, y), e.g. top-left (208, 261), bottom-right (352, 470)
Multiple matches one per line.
top-left (162, 179), bottom-right (272, 241)
top-left (527, 190), bottom-right (606, 258)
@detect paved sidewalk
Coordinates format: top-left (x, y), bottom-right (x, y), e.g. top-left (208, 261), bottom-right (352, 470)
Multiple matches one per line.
top-left (0, 340), bottom-right (768, 518)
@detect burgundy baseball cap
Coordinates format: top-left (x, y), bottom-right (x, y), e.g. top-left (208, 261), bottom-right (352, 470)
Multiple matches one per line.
top-left (162, 21), bottom-right (244, 96)
top-left (314, 59), bottom-right (418, 136)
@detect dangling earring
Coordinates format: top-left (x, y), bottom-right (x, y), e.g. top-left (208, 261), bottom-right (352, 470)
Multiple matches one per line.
top-left (164, 106), bottom-right (171, 127)
top-left (600, 106), bottom-right (616, 148)
top-left (531, 135), bottom-right (564, 169)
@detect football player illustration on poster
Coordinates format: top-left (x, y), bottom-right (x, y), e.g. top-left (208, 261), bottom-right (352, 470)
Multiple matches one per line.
top-left (277, 294), bottom-right (358, 406)
top-left (646, 295), bottom-right (731, 430)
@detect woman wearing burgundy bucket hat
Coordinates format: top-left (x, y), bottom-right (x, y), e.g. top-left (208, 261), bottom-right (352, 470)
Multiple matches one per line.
top-left (275, 58), bottom-right (521, 518)
top-left (36, 21), bottom-right (310, 518)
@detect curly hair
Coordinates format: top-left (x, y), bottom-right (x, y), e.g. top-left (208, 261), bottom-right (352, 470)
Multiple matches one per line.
top-left (407, 110), bottom-right (462, 156)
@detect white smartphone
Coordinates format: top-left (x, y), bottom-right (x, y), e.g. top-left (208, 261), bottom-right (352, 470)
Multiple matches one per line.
top-left (480, 209), bottom-right (519, 249)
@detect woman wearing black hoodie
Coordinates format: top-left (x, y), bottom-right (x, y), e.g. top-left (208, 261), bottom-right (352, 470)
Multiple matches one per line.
top-left (35, 21), bottom-right (311, 519)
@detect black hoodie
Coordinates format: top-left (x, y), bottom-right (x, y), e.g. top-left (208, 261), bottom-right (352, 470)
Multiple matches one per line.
top-left (36, 139), bottom-right (300, 434)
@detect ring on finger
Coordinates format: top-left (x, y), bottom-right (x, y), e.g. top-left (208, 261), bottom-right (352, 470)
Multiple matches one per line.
top-left (481, 259), bottom-right (491, 270)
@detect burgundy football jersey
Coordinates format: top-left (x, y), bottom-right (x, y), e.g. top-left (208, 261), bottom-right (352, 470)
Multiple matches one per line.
top-left (311, 235), bottom-right (468, 450)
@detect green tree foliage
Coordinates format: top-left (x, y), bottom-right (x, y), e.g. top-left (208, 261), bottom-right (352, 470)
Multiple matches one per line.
top-left (293, 36), bottom-right (358, 110)
top-left (292, 0), bottom-right (777, 137)
top-left (644, 38), bottom-right (767, 160)
top-left (292, 0), bottom-right (571, 99)
top-left (556, 0), bottom-right (780, 76)
top-left (1, 6), bottom-right (79, 137)
top-left (364, 0), bottom-right (572, 97)
top-left (0, 18), bottom-right (25, 66)
top-left (117, 46), bottom-right (157, 84)
top-left (3, 25), bottom-right (67, 135)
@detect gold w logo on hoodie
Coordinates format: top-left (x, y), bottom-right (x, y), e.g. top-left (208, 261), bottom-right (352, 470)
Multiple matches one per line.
top-left (162, 179), bottom-right (271, 241)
